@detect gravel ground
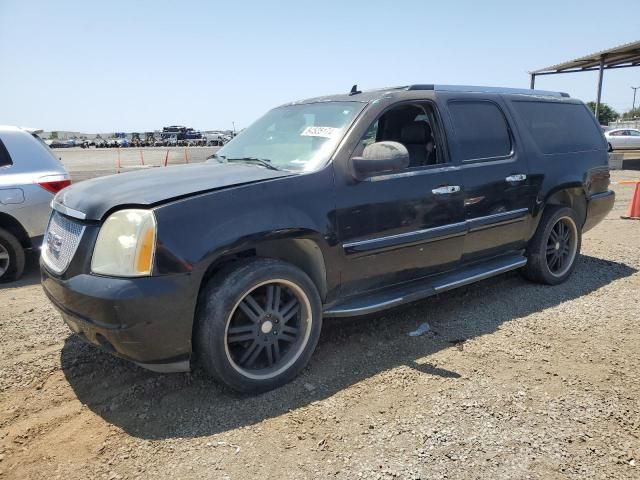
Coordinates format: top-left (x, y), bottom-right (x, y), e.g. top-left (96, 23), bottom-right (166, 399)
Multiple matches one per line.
top-left (0, 170), bottom-right (639, 480)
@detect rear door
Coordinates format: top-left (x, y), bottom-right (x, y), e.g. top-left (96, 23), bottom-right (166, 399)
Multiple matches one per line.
top-left (629, 129), bottom-right (640, 148)
top-left (439, 95), bottom-right (535, 262)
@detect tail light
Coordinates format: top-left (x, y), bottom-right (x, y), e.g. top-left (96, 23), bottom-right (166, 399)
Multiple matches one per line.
top-left (37, 176), bottom-right (72, 194)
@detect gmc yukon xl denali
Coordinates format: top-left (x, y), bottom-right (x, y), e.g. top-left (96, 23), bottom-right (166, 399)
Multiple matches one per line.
top-left (41, 85), bottom-right (615, 393)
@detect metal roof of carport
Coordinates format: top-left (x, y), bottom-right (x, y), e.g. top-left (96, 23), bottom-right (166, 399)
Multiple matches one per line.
top-left (528, 40), bottom-right (640, 121)
top-left (531, 40), bottom-right (640, 75)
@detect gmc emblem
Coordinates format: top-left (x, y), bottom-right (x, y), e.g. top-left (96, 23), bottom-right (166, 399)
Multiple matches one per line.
top-left (47, 233), bottom-right (63, 258)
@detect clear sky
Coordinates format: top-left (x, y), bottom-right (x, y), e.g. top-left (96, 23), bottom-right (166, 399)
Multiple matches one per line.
top-left (1, 0), bottom-right (639, 132)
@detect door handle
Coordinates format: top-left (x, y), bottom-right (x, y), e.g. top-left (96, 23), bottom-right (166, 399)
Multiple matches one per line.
top-left (505, 174), bottom-right (527, 182)
top-left (432, 185), bottom-right (461, 195)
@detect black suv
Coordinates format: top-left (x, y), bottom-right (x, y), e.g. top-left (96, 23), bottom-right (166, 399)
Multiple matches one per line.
top-left (41, 85), bottom-right (614, 393)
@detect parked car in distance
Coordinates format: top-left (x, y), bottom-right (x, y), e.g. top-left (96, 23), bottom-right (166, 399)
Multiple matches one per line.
top-left (204, 132), bottom-right (231, 146)
top-left (604, 128), bottom-right (640, 151)
top-left (107, 138), bottom-right (128, 148)
top-left (48, 139), bottom-right (75, 148)
top-left (0, 126), bottom-right (71, 282)
top-left (41, 85), bottom-right (614, 393)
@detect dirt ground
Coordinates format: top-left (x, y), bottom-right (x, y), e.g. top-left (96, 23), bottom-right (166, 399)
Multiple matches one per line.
top-left (1, 170), bottom-right (639, 480)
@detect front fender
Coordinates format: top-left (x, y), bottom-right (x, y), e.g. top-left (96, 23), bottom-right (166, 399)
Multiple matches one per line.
top-left (152, 167), bottom-right (339, 285)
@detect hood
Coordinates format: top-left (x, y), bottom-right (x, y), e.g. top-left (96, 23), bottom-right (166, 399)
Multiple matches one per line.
top-left (54, 162), bottom-right (292, 221)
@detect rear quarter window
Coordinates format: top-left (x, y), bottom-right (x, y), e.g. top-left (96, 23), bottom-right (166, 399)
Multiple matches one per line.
top-left (0, 139), bottom-right (12, 168)
top-left (511, 101), bottom-right (604, 154)
top-left (31, 134), bottom-right (63, 164)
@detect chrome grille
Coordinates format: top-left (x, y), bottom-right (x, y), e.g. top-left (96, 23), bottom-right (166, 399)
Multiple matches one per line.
top-left (42, 211), bottom-right (85, 274)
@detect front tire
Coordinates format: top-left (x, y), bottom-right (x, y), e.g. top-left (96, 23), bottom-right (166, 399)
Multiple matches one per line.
top-left (522, 206), bottom-right (581, 285)
top-left (195, 258), bottom-right (322, 393)
top-left (0, 228), bottom-right (25, 283)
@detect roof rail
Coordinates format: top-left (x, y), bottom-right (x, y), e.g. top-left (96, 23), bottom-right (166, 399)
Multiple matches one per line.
top-left (408, 84), bottom-right (569, 98)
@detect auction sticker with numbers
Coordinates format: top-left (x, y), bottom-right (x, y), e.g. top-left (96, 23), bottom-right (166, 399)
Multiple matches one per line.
top-left (300, 126), bottom-right (339, 138)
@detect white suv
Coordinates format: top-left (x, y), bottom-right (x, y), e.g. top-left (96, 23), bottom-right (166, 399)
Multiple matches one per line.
top-left (0, 126), bottom-right (71, 282)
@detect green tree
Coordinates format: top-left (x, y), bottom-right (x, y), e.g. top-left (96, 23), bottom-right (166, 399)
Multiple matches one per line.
top-left (586, 102), bottom-right (619, 124)
top-left (50, 131), bottom-right (58, 139)
top-left (621, 108), bottom-right (640, 120)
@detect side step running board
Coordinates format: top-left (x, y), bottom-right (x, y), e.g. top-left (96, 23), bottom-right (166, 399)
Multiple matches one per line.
top-left (323, 254), bottom-right (527, 317)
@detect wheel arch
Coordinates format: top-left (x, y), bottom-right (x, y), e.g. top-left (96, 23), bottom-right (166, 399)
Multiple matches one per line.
top-left (253, 238), bottom-right (328, 300)
top-left (197, 235), bottom-right (330, 303)
top-left (544, 186), bottom-right (587, 228)
top-left (0, 212), bottom-right (31, 249)
top-left (191, 235), bottom-right (330, 365)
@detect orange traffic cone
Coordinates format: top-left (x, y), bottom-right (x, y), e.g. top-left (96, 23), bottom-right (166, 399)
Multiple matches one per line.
top-left (621, 181), bottom-right (640, 220)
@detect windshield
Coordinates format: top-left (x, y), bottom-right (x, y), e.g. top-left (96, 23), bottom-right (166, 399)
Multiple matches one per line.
top-left (213, 101), bottom-right (364, 172)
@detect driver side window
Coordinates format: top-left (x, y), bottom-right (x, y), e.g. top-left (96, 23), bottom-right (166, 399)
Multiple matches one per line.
top-left (354, 103), bottom-right (445, 168)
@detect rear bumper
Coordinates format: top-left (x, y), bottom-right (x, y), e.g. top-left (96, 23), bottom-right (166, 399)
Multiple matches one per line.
top-left (583, 190), bottom-right (615, 233)
top-left (41, 262), bottom-right (198, 372)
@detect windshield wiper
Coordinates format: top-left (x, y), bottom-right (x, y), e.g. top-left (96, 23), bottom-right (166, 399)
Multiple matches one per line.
top-left (226, 157), bottom-right (284, 171)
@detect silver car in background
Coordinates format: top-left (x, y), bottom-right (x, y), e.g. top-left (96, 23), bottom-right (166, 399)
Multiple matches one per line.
top-left (0, 126), bottom-right (71, 282)
top-left (604, 128), bottom-right (640, 151)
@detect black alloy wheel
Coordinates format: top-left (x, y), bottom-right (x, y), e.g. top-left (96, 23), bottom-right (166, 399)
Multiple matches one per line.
top-left (545, 216), bottom-right (578, 278)
top-left (521, 205), bottom-right (582, 285)
top-left (225, 279), bottom-right (311, 380)
top-left (196, 258), bottom-right (322, 393)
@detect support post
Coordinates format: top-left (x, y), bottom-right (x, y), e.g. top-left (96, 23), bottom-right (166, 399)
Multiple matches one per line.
top-left (530, 73), bottom-right (536, 89)
top-left (595, 56), bottom-right (605, 124)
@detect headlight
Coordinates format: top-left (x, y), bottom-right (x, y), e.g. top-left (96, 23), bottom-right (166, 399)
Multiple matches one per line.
top-left (91, 209), bottom-right (157, 277)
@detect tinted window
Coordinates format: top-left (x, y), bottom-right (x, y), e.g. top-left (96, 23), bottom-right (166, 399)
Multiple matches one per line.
top-left (512, 101), bottom-right (604, 154)
top-left (448, 101), bottom-right (512, 161)
top-left (0, 139), bottom-right (12, 168)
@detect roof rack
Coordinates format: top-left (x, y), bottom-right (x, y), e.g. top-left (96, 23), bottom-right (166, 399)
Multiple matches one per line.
top-left (407, 84), bottom-right (569, 98)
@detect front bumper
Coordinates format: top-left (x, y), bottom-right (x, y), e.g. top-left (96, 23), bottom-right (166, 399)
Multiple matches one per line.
top-left (41, 262), bottom-right (198, 372)
top-left (583, 190), bottom-right (615, 233)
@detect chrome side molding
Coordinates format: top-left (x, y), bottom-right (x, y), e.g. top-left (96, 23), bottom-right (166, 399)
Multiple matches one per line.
top-left (343, 208), bottom-right (529, 255)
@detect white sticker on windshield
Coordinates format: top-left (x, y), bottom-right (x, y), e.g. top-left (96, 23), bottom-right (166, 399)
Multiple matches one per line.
top-left (301, 126), bottom-right (339, 138)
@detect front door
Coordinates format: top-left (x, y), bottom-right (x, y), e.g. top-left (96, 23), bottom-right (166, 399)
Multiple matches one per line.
top-left (335, 101), bottom-right (466, 297)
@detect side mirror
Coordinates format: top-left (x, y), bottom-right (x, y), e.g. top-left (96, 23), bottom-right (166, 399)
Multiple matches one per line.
top-left (351, 141), bottom-right (410, 180)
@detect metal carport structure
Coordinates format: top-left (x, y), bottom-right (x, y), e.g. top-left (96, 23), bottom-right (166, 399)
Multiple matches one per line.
top-left (529, 40), bottom-right (640, 121)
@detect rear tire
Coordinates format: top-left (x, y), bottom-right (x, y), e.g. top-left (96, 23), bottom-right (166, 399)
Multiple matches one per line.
top-left (607, 143), bottom-right (613, 152)
top-left (521, 206), bottom-right (581, 285)
top-left (195, 258), bottom-right (322, 393)
top-left (0, 227), bottom-right (25, 283)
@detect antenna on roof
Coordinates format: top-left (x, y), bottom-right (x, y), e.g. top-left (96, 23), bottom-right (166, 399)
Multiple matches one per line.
top-left (349, 84), bottom-right (362, 96)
